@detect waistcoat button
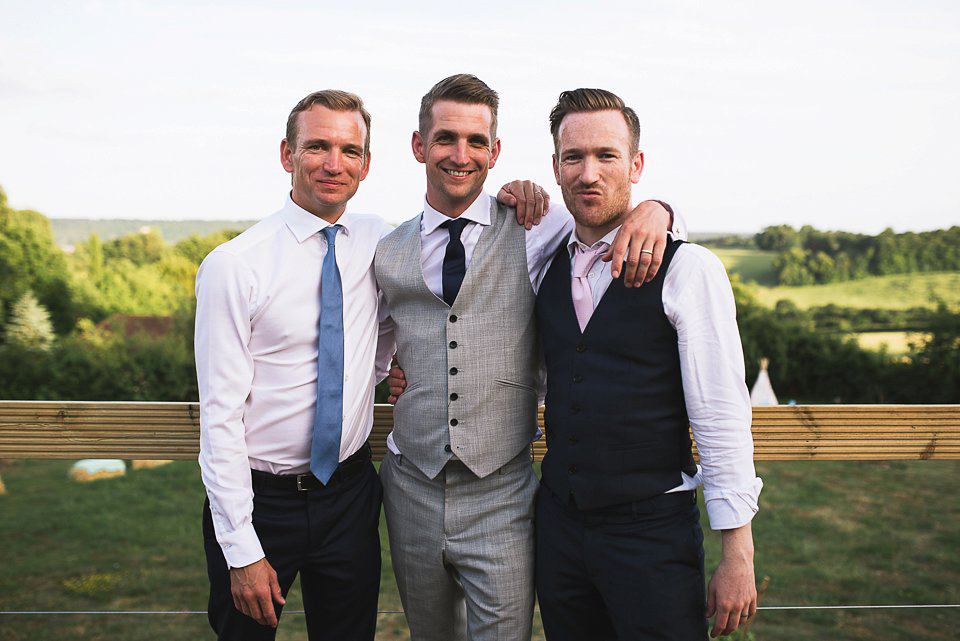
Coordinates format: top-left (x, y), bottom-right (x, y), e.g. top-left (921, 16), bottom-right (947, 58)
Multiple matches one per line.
top-left (450, 367), bottom-right (458, 375)
top-left (450, 419), bottom-right (459, 426)
top-left (450, 393), bottom-right (458, 401)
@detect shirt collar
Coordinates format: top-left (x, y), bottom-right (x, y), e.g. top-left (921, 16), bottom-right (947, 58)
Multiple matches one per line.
top-left (566, 224), bottom-right (621, 258)
top-left (421, 191), bottom-right (492, 235)
top-left (280, 192), bottom-right (354, 244)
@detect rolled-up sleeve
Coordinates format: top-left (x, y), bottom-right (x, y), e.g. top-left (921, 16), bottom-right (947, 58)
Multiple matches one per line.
top-left (665, 245), bottom-right (762, 530)
top-left (195, 250), bottom-right (264, 568)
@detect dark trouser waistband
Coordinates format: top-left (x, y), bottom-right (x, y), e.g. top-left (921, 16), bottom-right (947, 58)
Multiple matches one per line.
top-left (545, 483), bottom-right (696, 524)
top-left (251, 442), bottom-right (371, 491)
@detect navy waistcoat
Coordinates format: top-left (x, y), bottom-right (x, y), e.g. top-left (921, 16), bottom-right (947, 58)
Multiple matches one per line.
top-left (535, 238), bottom-right (696, 510)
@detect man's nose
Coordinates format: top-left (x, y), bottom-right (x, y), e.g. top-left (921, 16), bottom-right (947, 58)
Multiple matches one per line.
top-left (449, 140), bottom-right (470, 165)
top-left (323, 149), bottom-right (343, 173)
top-left (579, 157), bottom-right (600, 184)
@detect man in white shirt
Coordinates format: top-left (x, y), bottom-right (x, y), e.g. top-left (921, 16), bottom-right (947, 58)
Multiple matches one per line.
top-left (195, 88), bottom-right (559, 641)
top-left (534, 88), bottom-right (761, 640)
top-left (194, 90), bottom-right (395, 641)
top-left (375, 74), bottom-right (680, 641)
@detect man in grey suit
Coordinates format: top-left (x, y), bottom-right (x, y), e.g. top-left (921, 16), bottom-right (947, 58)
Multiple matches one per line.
top-left (374, 74), bottom-right (679, 641)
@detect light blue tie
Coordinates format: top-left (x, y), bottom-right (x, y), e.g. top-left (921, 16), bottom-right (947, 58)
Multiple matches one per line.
top-left (310, 224), bottom-right (344, 484)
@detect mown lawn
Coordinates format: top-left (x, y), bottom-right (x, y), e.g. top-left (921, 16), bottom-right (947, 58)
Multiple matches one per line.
top-left (1, 458), bottom-right (957, 640)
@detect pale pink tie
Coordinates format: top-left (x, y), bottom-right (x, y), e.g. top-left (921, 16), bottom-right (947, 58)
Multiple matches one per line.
top-left (571, 242), bottom-right (609, 331)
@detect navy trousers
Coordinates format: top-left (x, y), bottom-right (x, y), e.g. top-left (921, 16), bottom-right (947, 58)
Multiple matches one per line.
top-left (202, 460), bottom-right (382, 641)
top-left (535, 485), bottom-right (707, 641)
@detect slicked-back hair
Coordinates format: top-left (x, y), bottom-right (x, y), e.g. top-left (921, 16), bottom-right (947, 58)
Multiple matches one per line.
top-left (549, 88), bottom-right (641, 154)
top-left (419, 74), bottom-right (499, 140)
top-left (285, 90), bottom-right (372, 156)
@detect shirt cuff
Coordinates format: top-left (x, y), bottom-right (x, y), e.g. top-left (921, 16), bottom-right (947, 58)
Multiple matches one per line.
top-left (703, 477), bottom-right (764, 530)
top-left (218, 522), bottom-right (266, 569)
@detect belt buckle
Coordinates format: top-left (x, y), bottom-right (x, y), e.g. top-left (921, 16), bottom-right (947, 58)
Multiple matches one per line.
top-left (295, 474), bottom-right (312, 491)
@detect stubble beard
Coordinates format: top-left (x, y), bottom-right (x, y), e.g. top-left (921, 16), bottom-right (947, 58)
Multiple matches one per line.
top-left (562, 183), bottom-right (631, 233)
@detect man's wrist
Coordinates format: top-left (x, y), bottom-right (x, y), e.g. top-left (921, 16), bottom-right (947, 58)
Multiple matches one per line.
top-left (652, 200), bottom-right (674, 230)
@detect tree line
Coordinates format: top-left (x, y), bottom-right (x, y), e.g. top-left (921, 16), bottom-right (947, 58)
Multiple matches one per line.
top-left (754, 224), bottom-right (960, 286)
top-left (1, 185), bottom-right (957, 404)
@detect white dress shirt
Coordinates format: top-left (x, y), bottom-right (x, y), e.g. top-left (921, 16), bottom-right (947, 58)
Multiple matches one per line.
top-left (387, 191), bottom-right (687, 455)
top-left (195, 195), bottom-right (395, 568)
top-left (542, 226), bottom-right (763, 530)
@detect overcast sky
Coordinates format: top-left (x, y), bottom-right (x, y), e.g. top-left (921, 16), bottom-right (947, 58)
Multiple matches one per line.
top-left (1, 0), bottom-right (958, 233)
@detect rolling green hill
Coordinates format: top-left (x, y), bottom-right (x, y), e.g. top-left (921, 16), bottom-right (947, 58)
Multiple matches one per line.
top-left (746, 272), bottom-right (960, 310)
top-left (50, 219), bottom-right (257, 248)
top-left (713, 248), bottom-right (779, 286)
top-left (711, 247), bottom-right (960, 311)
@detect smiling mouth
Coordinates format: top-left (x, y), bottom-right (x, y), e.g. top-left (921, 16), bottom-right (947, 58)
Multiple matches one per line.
top-left (443, 168), bottom-right (474, 177)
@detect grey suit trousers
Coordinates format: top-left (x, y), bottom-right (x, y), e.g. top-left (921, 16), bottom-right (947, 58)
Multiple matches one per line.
top-left (381, 449), bottom-right (538, 641)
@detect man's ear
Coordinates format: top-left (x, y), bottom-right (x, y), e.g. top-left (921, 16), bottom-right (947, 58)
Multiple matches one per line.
top-left (553, 154), bottom-right (561, 185)
top-left (487, 138), bottom-right (502, 169)
top-left (411, 130), bottom-right (426, 164)
top-left (630, 150), bottom-right (644, 184)
top-left (280, 138), bottom-right (294, 173)
top-left (359, 150), bottom-right (371, 181)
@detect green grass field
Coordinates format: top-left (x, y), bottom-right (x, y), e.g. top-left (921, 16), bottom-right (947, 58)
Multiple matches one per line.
top-left (747, 272), bottom-right (960, 311)
top-left (1, 459), bottom-right (957, 640)
top-left (710, 246), bottom-right (960, 311)
top-left (849, 332), bottom-right (931, 355)
top-left (713, 249), bottom-right (780, 286)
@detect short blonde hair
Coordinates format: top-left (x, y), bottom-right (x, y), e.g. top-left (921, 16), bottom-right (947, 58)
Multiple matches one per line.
top-left (286, 90), bottom-right (372, 156)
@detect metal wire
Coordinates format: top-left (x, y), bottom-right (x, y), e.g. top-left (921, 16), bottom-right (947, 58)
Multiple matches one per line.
top-left (2, 605), bottom-right (959, 615)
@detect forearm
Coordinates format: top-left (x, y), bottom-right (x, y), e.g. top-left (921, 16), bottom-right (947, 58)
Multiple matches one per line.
top-left (721, 522), bottom-right (755, 564)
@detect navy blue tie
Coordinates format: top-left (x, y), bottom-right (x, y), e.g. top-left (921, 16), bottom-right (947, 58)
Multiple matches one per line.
top-left (310, 224), bottom-right (344, 484)
top-left (441, 218), bottom-right (470, 307)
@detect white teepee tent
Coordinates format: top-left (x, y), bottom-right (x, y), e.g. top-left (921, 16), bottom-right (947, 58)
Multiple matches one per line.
top-left (750, 358), bottom-right (779, 406)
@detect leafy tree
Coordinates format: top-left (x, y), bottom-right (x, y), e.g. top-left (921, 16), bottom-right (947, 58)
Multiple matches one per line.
top-left (4, 290), bottom-right (55, 350)
top-left (174, 229), bottom-right (242, 265)
top-left (755, 225), bottom-right (799, 251)
top-left (0, 192), bottom-right (78, 334)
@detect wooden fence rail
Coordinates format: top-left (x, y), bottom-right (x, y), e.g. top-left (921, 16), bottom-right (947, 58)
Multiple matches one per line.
top-left (1, 401), bottom-right (958, 461)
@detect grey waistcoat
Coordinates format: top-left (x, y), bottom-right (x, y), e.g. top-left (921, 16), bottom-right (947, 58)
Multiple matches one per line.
top-left (374, 199), bottom-right (539, 479)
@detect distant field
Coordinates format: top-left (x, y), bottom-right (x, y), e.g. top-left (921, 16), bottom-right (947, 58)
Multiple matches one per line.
top-left (713, 248), bottom-right (779, 285)
top-left (850, 331), bottom-right (931, 354)
top-left (748, 272), bottom-right (960, 310)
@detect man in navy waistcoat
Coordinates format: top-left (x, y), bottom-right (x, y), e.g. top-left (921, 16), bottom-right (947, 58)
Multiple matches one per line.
top-left (534, 88), bottom-right (763, 640)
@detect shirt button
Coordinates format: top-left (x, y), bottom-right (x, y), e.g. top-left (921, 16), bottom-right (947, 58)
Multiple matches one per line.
top-left (444, 444), bottom-right (452, 452)
top-left (572, 375), bottom-right (583, 383)
top-left (450, 393), bottom-right (458, 401)
top-left (450, 419), bottom-right (459, 426)
top-left (450, 367), bottom-right (458, 375)
top-left (449, 315), bottom-right (458, 323)
top-left (449, 341), bottom-right (458, 349)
